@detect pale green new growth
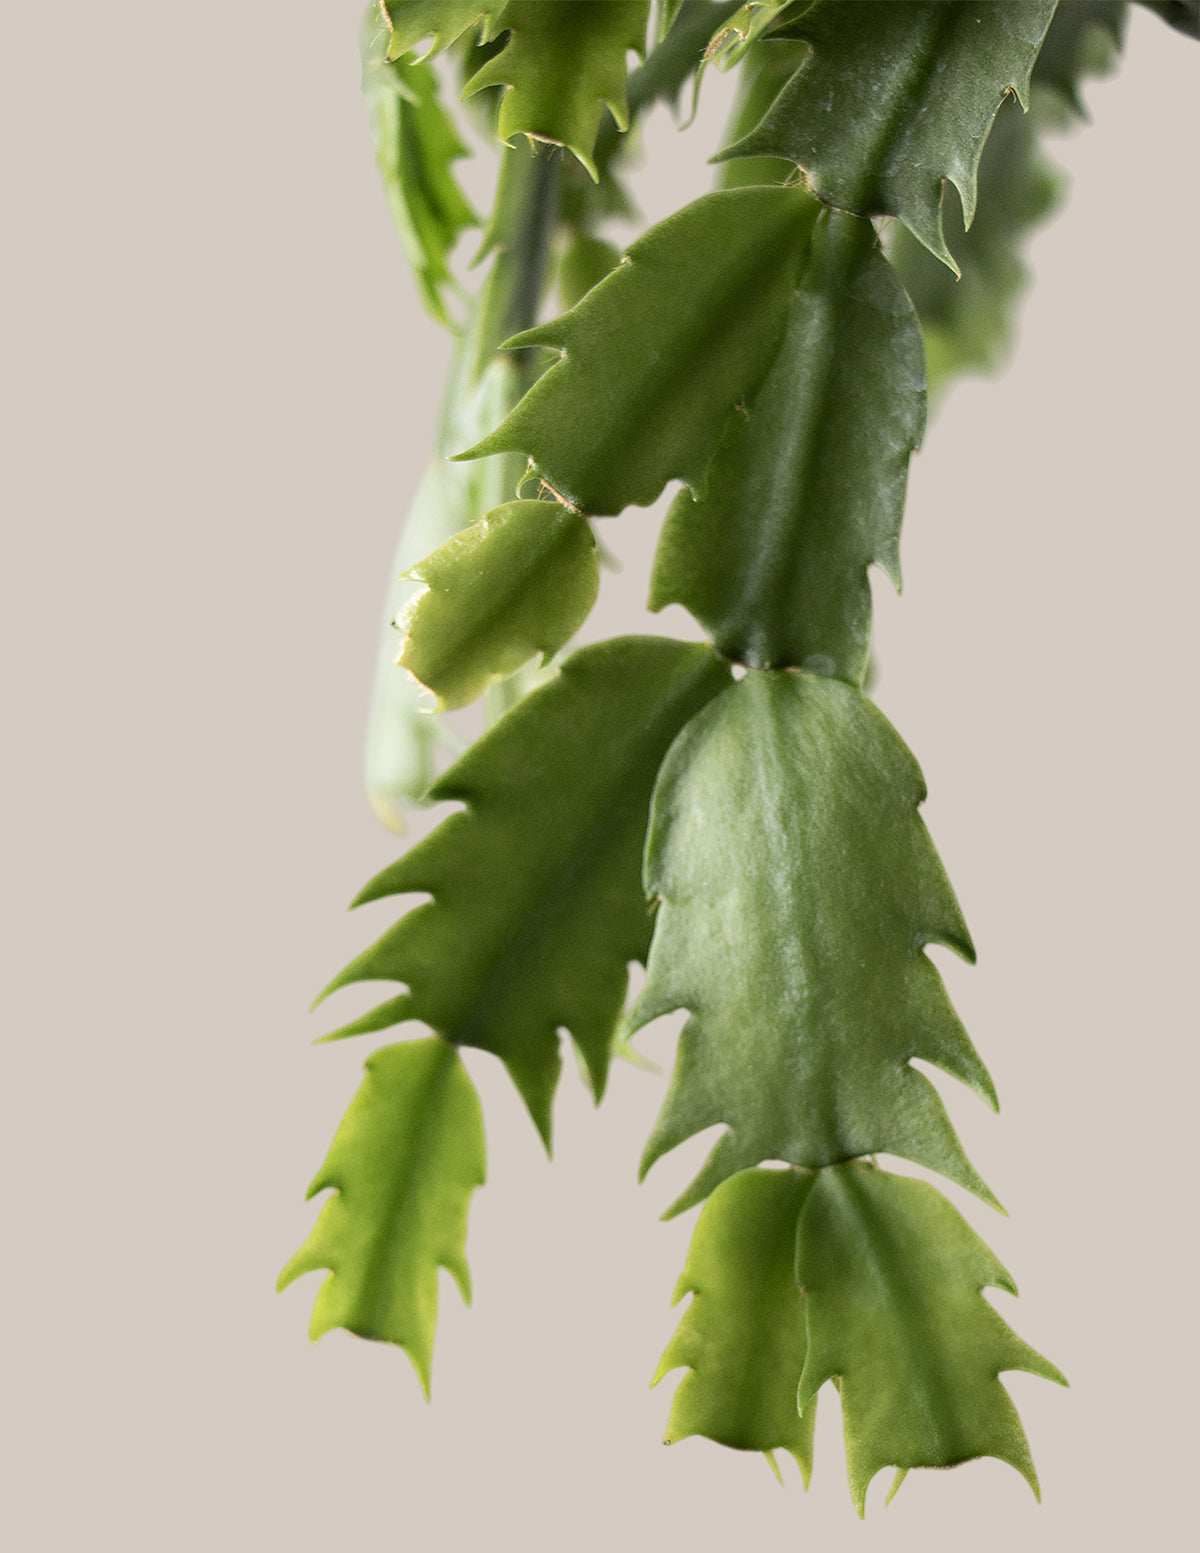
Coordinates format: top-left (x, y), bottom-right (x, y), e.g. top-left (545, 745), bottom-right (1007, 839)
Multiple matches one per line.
top-left (279, 1037), bottom-right (485, 1395)
top-left (396, 499), bottom-right (599, 711)
top-left (378, 1), bottom-right (495, 62)
top-left (655, 1167), bottom-right (816, 1476)
top-left (364, 334), bottom-right (523, 827)
top-left (705, 1), bottom-right (794, 68)
top-left (361, 32), bottom-right (477, 326)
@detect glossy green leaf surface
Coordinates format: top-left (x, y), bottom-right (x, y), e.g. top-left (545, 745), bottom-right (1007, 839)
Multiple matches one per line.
top-left (655, 1167), bottom-right (816, 1474)
top-left (797, 1161), bottom-right (1067, 1513)
top-left (717, 0), bottom-right (1058, 267)
top-left (631, 671), bottom-right (997, 1215)
top-left (650, 211), bottom-right (923, 681)
top-left (397, 500), bottom-right (598, 710)
top-left (325, 639), bottom-right (733, 1144)
top-left (889, 1), bottom-right (1124, 394)
top-left (278, 1037), bottom-right (485, 1395)
top-left (464, 1), bottom-right (650, 178)
top-left (457, 186), bottom-right (816, 513)
top-left (361, 36), bottom-right (478, 326)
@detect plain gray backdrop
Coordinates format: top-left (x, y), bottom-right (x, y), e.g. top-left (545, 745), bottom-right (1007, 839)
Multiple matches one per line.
top-left (5, 3), bottom-right (1197, 1548)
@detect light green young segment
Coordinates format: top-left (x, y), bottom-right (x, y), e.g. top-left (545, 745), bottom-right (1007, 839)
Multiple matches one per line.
top-left (457, 186), bottom-right (818, 514)
top-left (323, 639), bottom-right (733, 1145)
top-left (365, 136), bottom-right (563, 827)
top-left (716, 0), bottom-right (1059, 268)
top-left (364, 349), bottom-right (522, 829)
top-left (464, 1), bottom-right (651, 178)
top-left (361, 37), bottom-right (478, 326)
top-left (656, 1167), bottom-right (816, 1478)
top-left (796, 1161), bottom-right (1067, 1514)
top-left (278, 1037), bottom-right (486, 1397)
top-left (397, 500), bottom-right (599, 711)
top-left (650, 210), bottom-right (924, 681)
top-left (379, 1), bottom-right (497, 62)
top-left (630, 671), bottom-right (997, 1215)
top-left (706, 1), bottom-right (794, 67)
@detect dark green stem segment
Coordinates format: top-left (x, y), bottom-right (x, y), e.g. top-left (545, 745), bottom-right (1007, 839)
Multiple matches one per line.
top-left (650, 209), bottom-right (923, 682)
top-left (471, 141), bottom-right (565, 721)
top-left (470, 139), bottom-right (563, 383)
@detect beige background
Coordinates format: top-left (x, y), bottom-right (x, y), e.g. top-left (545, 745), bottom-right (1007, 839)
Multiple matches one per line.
top-left (5, 3), bottom-right (1197, 1547)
